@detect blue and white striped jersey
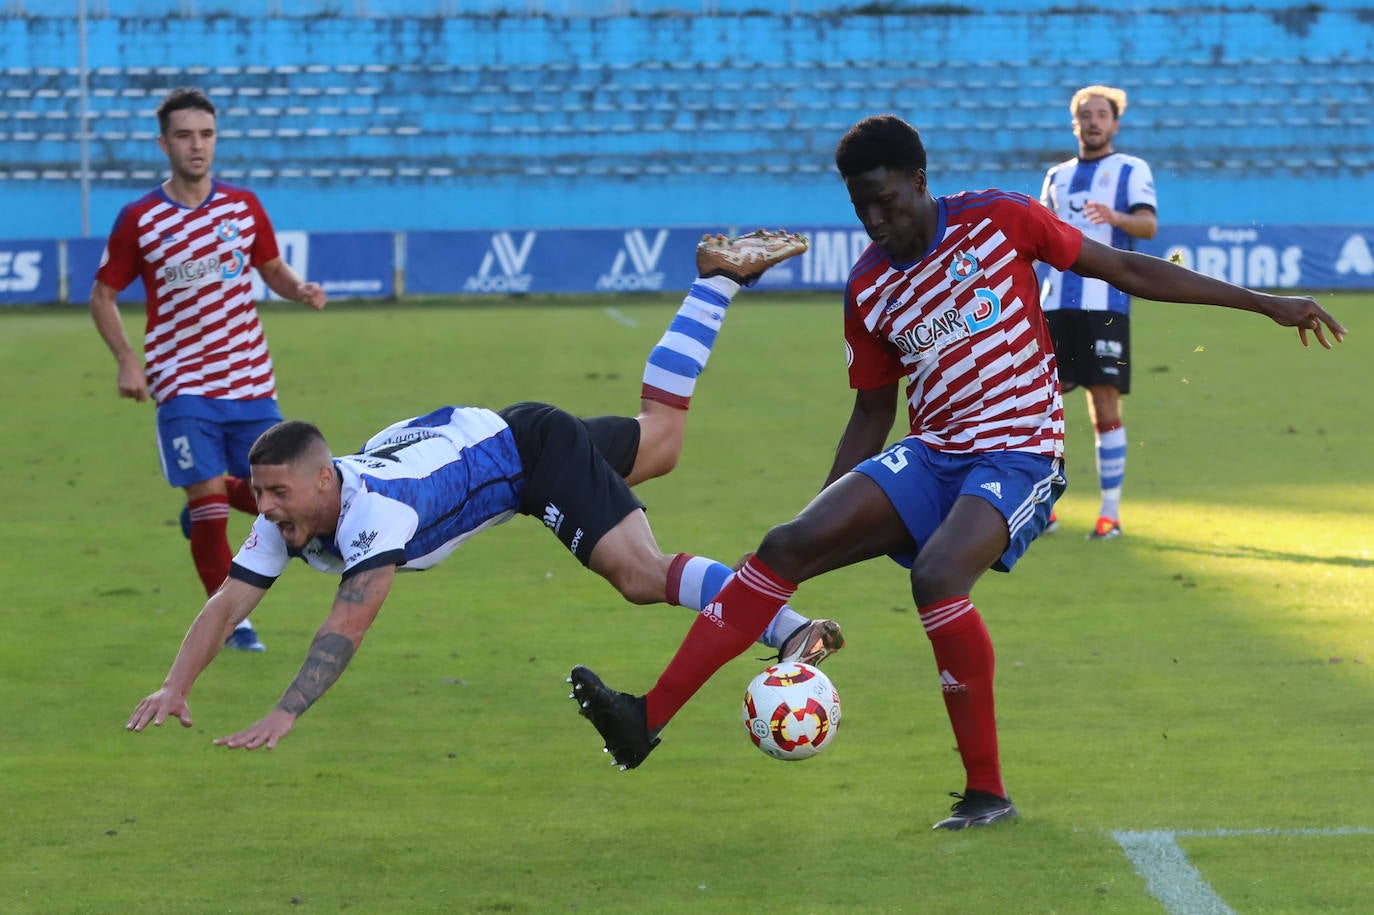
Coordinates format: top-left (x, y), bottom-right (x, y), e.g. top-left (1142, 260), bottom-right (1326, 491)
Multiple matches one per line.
top-left (232, 406), bottom-right (524, 582)
top-left (1039, 152), bottom-right (1157, 313)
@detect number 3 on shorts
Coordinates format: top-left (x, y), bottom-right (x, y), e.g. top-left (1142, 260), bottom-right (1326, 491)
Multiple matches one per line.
top-left (879, 444), bottom-right (910, 474)
top-left (172, 434), bottom-right (195, 470)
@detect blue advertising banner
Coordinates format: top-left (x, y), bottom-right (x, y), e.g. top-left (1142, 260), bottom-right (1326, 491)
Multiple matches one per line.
top-left (0, 239), bottom-right (61, 305)
top-left (5, 224), bottom-right (1371, 306)
top-left (253, 230), bottom-right (393, 300)
top-left (406, 227), bottom-right (714, 295)
top-left (1138, 225), bottom-right (1374, 291)
top-left (309, 231), bottom-right (393, 299)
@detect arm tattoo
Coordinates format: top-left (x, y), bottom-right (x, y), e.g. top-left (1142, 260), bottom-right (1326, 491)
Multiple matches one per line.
top-left (336, 574), bottom-right (373, 605)
top-left (276, 631), bottom-right (357, 716)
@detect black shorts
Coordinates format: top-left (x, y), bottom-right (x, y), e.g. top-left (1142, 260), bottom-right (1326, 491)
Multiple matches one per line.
top-left (498, 401), bottom-right (643, 566)
top-left (1045, 310), bottom-right (1131, 394)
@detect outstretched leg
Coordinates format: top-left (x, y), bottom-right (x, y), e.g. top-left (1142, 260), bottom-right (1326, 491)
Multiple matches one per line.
top-left (629, 230), bottom-right (808, 485)
top-left (664, 552), bottom-right (843, 665)
top-left (572, 473), bottom-right (904, 768)
top-left (584, 510), bottom-right (843, 662)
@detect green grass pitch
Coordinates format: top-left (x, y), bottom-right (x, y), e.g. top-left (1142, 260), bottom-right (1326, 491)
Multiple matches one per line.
top-left (1, 290), bottom-right (1369, 913)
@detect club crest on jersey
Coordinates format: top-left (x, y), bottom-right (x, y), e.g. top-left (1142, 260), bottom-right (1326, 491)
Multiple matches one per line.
top-left (948, 250), bottom-right (979, 282)
top-left (216, 219), bottom-right (240, 242)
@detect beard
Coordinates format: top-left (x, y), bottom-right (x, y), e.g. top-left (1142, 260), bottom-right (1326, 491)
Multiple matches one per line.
top-left (1079, 134), bottom-right (1112, 156)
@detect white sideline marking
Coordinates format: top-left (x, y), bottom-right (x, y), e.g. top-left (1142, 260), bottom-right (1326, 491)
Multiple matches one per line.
top-left (1112, 831), bottom-right (1235, 915)
top-left (603, 307), bottom-right (638, 327)
top-left (1172, 826), bottom-right (1374, 838)
top-left (1112, 827), bottom-right (1374, 914)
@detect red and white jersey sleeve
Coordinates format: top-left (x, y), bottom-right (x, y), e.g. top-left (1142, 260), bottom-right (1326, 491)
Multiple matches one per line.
top-left (95, 181), bottom-right (282, 404)
top-left (843, 190), bottom-right (1082, 458)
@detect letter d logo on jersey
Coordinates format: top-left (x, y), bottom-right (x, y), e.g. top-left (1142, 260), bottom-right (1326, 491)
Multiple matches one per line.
top-left (221, 249), bottom-right (247, 280)
top-left (466, 232), bottom-right (535, 293)
top-left (596, 229), bottom-right (667, 291)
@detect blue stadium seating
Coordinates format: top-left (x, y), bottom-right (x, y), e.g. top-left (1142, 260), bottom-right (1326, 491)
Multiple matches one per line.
top-left (1, 6), bottom-right (1371, 237)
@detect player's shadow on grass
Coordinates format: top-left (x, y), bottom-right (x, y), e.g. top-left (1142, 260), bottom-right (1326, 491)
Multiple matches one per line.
top-left (1147, 541), bottom-right (1374, 570)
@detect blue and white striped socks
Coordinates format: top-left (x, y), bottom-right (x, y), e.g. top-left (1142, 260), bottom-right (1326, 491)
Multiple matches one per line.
top-left (641, 275), bottom-right (740, 409)
top-left (1096, 422), bottom-right (1126, 520)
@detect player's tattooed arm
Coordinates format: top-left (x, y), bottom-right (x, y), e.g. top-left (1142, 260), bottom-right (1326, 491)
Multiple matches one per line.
top-left (275, 632), bottom-right (357, 716)
top-left (275, 564), bottom-right (394, 716)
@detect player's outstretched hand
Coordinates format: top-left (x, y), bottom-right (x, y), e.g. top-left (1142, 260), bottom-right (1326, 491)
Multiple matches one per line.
top-left (213, 708), bottom-right (297, 750)
top-left (126, 687), bottom-right (193, 732)
top-left (1259, 293), bottom-right (1347, 349)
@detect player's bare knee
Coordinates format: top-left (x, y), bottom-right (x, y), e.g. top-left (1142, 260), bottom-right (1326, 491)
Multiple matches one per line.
top-left (633, 409), bottom-right (685, 481)
top-left (909, 551), bottom-right (970, 605)
top-left (642, 447), bottom-right (681, 480)
top-left (755, 521), bottom-right (813, 581)
top-left (626, 438), bottom-right (681, 486)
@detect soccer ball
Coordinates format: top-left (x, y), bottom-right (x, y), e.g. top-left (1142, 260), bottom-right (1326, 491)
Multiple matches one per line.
top-left (741, 661), bottom-right (841, 761)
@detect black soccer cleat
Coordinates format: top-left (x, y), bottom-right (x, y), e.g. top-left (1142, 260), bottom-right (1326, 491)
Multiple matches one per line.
top-left (567, 665), bottom-right (660, 770)
top-left (931, 790), bottom-right (1020, 830)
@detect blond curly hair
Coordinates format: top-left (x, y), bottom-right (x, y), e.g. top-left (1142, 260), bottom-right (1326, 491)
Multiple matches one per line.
top-left (1070, 85), bottom-right (1128, 119)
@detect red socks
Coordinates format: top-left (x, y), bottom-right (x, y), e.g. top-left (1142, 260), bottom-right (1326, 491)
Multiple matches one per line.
top-left (644, 555), bottom-right (795, 731)
top-left (920, 596), bottom-right (1005, 798)
top-left (224, 475), bottom-right (260, 515)
top-left (187, 493), bottom-right (232, 596)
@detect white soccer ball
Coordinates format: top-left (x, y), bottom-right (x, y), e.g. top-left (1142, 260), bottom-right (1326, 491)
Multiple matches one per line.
top-left (741, 661), bottom-right (841, 761)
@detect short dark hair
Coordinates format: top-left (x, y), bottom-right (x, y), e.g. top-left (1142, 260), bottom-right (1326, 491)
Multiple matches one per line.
top-left (249, 420), bottom-right (328, 466)
top-left (835, 114), bottom-right (927, 178)
top-left (156, 87), bottom-right (216, 135)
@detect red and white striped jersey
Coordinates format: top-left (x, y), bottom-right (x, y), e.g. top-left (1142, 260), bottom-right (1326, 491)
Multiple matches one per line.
top-left (95, 181), bottom-right (281, 404)
top-left (844, 190), bottom-right (1083, 458)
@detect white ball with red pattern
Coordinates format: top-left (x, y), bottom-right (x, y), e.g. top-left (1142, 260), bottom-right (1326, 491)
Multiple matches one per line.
top-left (742, 661), bottom-right (841, 761)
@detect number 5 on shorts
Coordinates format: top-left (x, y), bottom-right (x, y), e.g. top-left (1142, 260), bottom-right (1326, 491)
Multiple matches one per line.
top-left (879, 445), bottom-right (910, 474)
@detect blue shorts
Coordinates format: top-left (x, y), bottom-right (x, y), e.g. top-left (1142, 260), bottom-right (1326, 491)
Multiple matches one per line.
top-left (853, 438), bottom-right (1066, 573)
top-left (155, 395), bottom-right (284, 488)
